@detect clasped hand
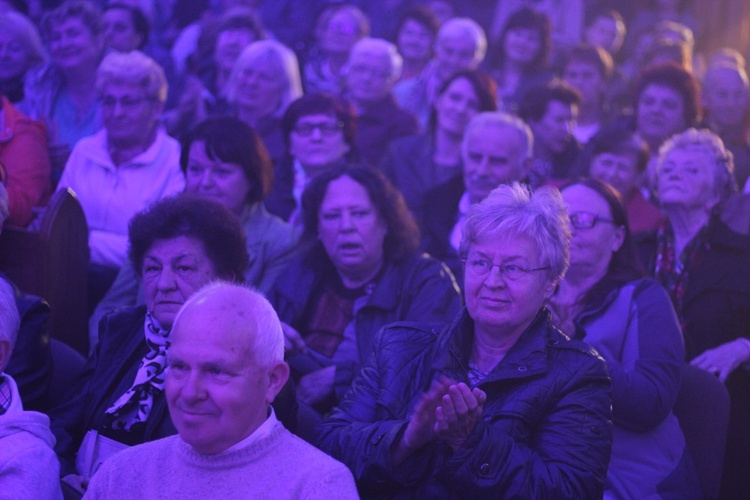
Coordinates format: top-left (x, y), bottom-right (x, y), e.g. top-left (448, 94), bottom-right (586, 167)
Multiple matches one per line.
top-left (403, 376), bottom-right (487, 452)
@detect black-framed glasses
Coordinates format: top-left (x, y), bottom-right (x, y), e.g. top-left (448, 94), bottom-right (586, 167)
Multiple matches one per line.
top-left (569, 212), bottom-right (616, 230)
top-left (292, 122), bottom-right (344, 137)
top-left (462, 259), bottom-right (550, 280)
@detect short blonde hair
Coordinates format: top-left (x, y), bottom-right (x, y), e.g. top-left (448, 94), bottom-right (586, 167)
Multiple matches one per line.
top-left (657, 128), bottom-right (737, 203)
top-left (224, 40), bottom-right (303, 118)
top-left (0, 11), bottom-right (47, 69)
top-left (459, 182), bottom-right (570, 283)
top-left (96, 50), bottom-right (167, 103)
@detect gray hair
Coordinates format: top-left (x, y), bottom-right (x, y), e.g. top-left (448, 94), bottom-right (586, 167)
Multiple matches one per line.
top-left (0, 12), bottom-right (47, 70)
top-left (703, 62), bottom-right (749, 90)
top-left (224, 40), bottom-right (303, 118)
top-left (348, 37), bottom-right (403, 81)
top-left (173, 281), bottom-right (284, 367)
top-left (462, 112), bottom-right (534, 161)
top-left (0, 278), bottom-right (20, 369)
top-left (437, 17), bottom-right (487, 67)
top-left (657, 128), bottom-right (737, 203)
top-left (459, 182), bottom-right (570, 283)
top-left (96, 50), bottom-right (167, 103)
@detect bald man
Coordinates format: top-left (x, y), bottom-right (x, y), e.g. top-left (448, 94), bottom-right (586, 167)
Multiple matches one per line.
top-left (85, 282), bottom-right (357, 499)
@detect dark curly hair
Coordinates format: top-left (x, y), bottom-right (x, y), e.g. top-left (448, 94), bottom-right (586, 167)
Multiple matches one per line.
top-left (634, 62), bottom-right (701, 129)
top-left (41, 0), bottom-right (104, 40)
top-left (180, 117), bottom-right (274, 203)
top-left (300, 165), bottom-right (420, 264)
top-left (104, 3), bottom-right (150, 49)
top-left (518, 80), bottom-right (580, 123)
top-left (128, 194), bottom-right (249, 281)
top-left (491, 7), bottom-right (551, 73)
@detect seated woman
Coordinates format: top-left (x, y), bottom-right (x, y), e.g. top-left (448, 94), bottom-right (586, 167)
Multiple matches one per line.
top-left (550, 178), bottom-right (699, 498)
top-left (50, 195), bottom-right (249, 478)
top-left (89, 117), bottom-right (298, 351)
top-left (317, 182), bottom-right (612, 497)
top-left (649, 128), bottom-right (750, 497)
top-left (0, 11), bottom-right (46, 105)
top-left (24, 1), bottom-right (105, 181)
top-left (265, 93), bottom-right (358, 222)
top-left (268, 166), bottom-right (461, 414)
top-left (381, 69), bottom-right (497, 224)
top-left (57, 50), bottom-right (184, 312)
top-left (223, 39), bottom-right (303, 166)
top-left (102, 2), bottom-right (150, 53)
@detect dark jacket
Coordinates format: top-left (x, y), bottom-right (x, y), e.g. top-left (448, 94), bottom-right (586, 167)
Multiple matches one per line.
top-left (355, 94), bottom-right (418, 168)
top-left (420, 174), bottom-right (465, 277)
top-left (269, 253), bottom-right (461, 402)
top-left (317, 309), bottom-right (613, 499)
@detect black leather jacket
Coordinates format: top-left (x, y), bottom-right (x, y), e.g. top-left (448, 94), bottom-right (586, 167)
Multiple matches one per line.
top-left (318, 308), bottom-right (613, 499)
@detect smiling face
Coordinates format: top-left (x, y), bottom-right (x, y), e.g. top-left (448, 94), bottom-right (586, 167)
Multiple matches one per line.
top-left (397, 19), bottom-right (433, 62)
top-left (317, 175), bottom-right (388, 281)
top-left (215, 28), bottom-right (257, 74)
top-left (434, 76), bottom-right (480, 136)
top-left (289, 113), bottom-right (350, 173)
top-left (434, 34), bottom-right (477, 80)
top-left (637, 84), bottom-right (686, 146)
top-left (657, 145), bottom-right (720, 211)
top-left (504, 27), bottom-right (541, 66)
top-left (101, 82), bottom-right (161, 147)
top-left (185, 141), bottom-right (253, 215)
top-left (464, 232), bottom-right (555, 341)
top-left (142, 236), bottom-right (219, 329)
top-left (233, 54), bottom-right (283, 116)
top-left (463, 123), bottom-right (529, 204)
top-left (562, 184), bottom-right (624, 277)
top-left (48, 16), bottom-right (102, 72)
top-left (167, 300), bottom-right (282, 455)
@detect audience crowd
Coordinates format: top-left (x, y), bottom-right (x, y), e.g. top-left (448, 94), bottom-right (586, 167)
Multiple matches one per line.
top-left (1, 0), bottom-right (750, 498)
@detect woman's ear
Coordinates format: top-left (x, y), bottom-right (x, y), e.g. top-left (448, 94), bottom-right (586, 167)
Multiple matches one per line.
top-left (612, 225), bottom-right (626, 252)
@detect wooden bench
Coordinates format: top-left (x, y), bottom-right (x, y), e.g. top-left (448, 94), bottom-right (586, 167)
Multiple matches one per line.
top-left (0, 188), bottom-right (89, 355)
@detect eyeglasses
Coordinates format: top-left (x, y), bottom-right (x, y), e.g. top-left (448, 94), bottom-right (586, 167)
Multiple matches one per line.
top-left (292, 122), bottom-right (344, 137)
top-left (462, 259), bottom-right (550, 280)
top-left (569, 212), bottom-right (616, 230)
top-left (101, 95), bottom-right (151, 110)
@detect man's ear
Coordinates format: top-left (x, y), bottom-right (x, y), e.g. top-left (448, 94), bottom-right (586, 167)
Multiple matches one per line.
top-left (519, 157), bottom-right (534, 181)
top-left (0, 339), bottom-right (12, 373)
top-left (265, 361), bottom-right (290, 404)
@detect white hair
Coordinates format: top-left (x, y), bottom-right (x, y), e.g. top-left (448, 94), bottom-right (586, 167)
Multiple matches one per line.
top-left (349, 37), bottom-right (403, 80)
top-left (462, 111), bottom-right (534, 161)
top-left (173, 281), bottom-right (284, 366)
top-left (96, 50), bottom-right (168, 103)
top-left (0, 278), bottom-right (20, 369)
top-left (437, 17), bottom-right (487, 66)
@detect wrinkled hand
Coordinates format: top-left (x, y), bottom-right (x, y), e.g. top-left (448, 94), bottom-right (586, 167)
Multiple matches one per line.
top-left (281, 322), bottom-right (307, 355)
top-left (402, 376), bottom-right (455, 450)
top-left (296, 365), bottom-right (336, 405)
top-left (435, 383), bottom-right (486, 451)
top-left (691, 338), bottom-right (750, 383)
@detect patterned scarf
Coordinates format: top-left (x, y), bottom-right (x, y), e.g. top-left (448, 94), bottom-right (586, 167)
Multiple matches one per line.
top-left (654, 220), bottom-right (710, 329)
top-left (0, 375), bottom-right (11, 415)
top-left (103, 312), bottom-right (171, 431)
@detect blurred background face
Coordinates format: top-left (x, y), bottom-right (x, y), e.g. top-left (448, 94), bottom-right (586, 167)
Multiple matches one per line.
top-left (637, 84), bottom-right (686, 144)
top-left (703, 68), bottom-right (749, 129)
top-left (346, 50), bottom-right (392, 103)
top-left (103, 7), bottom-right (142, 52)
top-left (234, 55), bottom-right (282, 115)
top-left (434, 34), bottom-right (476, 80)
top-left (463, 124), bottom-right (527, 203)
top-left (290, 113), bottom-right (349, 173)
top-left (563, 62), bottom-right (604, 105)
top-left (185, 141), bottom-right (252, 215)
top-left (320, 9), bottom-right (362, 56)
top-left (434, 76), bottom-right (480, 135)
top-left (49, 16), bottom-right (102, 71)
top-left (590, 152), bottom-right (642, 197)
top-left (657, 146), bottom-right (719, 210)
top-left (585, 16), bottom-right (624, 55)
top-left (101, 82), bottom-right (160, 146)
top-left (215, 28), bottom-right (256, 74)
top-left (317, 175), bottom-right (388, 278)
top-left (0, 31), bottom-right (28, 80)
top-left (504, 27), bottom-right (541, 66)
top-left (397, 19), bottom-right (433, 61)
top-left (531, 100), bottom-right (577, 155)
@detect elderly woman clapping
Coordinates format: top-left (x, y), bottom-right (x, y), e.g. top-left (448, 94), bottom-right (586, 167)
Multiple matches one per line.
top-left (318, 183), bottom-right (612, 497)
top-left (269, 166), bottom-right (460, 414)
top-left (650, 128), bottom-right (750, 497)
top-left (57, 50), bottom-right (184, 311)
